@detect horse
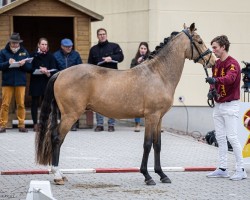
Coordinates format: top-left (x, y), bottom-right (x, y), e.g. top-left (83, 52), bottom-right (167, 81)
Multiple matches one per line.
top-left (36, 23), bottom-right (216, 185)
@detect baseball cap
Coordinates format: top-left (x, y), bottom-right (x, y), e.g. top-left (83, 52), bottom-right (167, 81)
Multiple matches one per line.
top-left (61, 38), bottom-right (73, 47)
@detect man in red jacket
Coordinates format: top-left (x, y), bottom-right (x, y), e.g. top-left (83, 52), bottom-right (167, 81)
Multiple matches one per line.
top-left (206, 35), bottom-right (247, 181)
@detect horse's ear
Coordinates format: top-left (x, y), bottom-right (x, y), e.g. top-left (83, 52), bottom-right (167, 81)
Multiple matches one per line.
top-left (190, 23), bottom-right (197, 32)
top-left (183, 23), bottom-right (187, 29)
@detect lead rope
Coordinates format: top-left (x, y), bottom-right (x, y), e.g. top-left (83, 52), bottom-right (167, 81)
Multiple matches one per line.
top-left (203, 66), bottom-right (215, 108)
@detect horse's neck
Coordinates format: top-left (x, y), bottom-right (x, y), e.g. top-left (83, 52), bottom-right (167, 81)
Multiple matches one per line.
top-left (148, 35), bottom-right (188, 93)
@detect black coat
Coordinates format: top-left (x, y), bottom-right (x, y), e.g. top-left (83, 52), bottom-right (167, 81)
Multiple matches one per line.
top-left (29, 51), bottom-right (57, 96)
top-left (88, 40), bottom-right (124, 69)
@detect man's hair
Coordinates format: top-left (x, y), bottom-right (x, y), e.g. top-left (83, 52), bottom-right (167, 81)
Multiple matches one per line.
top-left (97, 28), bottom-right (107, 35)
top-left (211, 35), bottom-right (230, 52)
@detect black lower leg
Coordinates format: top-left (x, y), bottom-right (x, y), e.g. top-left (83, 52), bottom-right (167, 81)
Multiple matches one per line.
top-left (140, 142), bottom-right (156, 185)
top-left (154, 142), bottom-right (171, 183)
top-left (52, 131), bottom-right (61, 166)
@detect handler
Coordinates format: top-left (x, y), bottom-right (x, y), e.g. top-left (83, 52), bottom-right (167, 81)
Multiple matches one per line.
top-left (206, 35), bottom-right (247, 181)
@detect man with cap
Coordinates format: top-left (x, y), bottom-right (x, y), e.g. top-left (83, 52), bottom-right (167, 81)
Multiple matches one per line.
top-left (0, 32), bottom-right (32, 133)
top-left (53, 38), bottom-right (83, 131)
top-left (54, 38), bottom-right (82, 71)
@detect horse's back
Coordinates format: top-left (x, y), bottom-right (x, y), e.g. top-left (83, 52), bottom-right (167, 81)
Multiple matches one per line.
top-left (53, 63), bottom-right (172, 119)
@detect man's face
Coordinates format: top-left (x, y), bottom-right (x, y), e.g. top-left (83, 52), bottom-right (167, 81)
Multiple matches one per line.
top-left (97, 30), bottom-right (107, 43)
top-left (211, 41), bottom-right (225, 59)
top-left (9, 42), bottom-right (20, 49)
top-left (61, 45), bottom-right (72, 54)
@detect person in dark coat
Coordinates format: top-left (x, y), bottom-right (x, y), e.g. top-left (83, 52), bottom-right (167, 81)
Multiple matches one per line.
top-left (88, 28), bottom-right (124, 132)
top-left (0, 33), bottom-right (31, 133)
top-left (53, 38), bottom-right (83, 131)
top-left (29, 37), bottom-right (57, 132)
top-left (130, 42), bottom-right (150, 132)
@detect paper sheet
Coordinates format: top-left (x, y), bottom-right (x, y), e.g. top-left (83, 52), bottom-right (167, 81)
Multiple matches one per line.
top-left (33, 69), bottom-right (57, 75)
top-left (9, 57), bottom-right (34, 68)
top-left (97, 60), bottom-right (118, 65)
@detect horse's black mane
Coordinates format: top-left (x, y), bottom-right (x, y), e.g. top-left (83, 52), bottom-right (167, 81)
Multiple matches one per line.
top-left (148, 31), bottom-right (179, 59)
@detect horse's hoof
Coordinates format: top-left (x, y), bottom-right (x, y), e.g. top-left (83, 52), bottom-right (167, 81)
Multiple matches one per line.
top-left (54, 179), bottom-right (65, 185)
top-left (62, 176), bottom-right (68, 182)
top-left (145, 179), bottom-right (156, 185)
top-left (161, 176), bottom-right (171, 183)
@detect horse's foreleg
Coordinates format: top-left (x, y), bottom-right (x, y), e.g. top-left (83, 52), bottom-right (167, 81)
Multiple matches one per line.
top-left (141, 140), bottom-right (155, 185)
top-left (140, 118), bottom-right (156, 185)
top-left (154, 144), bottom-right (171, 183)
top-left (153, 121), bottom-right (171, 183)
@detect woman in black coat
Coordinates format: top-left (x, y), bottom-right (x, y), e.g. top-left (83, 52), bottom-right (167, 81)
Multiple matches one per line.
top-left (29, 38), bottom-right (57, 132)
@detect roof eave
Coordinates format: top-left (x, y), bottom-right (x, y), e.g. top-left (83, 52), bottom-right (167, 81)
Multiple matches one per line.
top-left (58, 0), bottom-right (103, 21)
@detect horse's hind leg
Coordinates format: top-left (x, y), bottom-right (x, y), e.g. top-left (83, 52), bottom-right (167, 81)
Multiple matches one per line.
top-left (153, 119), bottom-right (171, 183)
top-left (51, 114), bottom-right (77, 185)
top-left (51, 127), bottom-right (66, 185)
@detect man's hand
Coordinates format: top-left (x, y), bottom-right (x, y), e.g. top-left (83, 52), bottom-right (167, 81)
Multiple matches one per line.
top-left (9, 58), bottom-right (15, 65)
top-left (102, 56), bottom-right (112, 63)
top-left (19, 59), bottom-right (26, 67)
top-left (205, 77), bottom-right (217, 84)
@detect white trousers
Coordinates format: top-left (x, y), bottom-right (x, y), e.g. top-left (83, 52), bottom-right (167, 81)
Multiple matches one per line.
top-left (213, 100), bottom-right (244, 170)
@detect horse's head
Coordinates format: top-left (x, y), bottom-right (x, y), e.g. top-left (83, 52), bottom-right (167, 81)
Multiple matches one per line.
top-left (182, 23), bottom-right (216, 68)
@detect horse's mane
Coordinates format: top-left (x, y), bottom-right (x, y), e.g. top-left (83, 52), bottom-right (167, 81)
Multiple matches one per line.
top-left (148, 31), bottom-right (179, 60)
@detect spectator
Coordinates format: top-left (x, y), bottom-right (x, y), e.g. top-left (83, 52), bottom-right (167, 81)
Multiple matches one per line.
top-left (206, 35), bottom-right (247, 181)
top-left (130, 42), bottom-right (150, 132)
top-left (54, 38), bottom-right (83, 131)
top-left (88, 28), bottom-right (124, 132)
top-left (0, 33), bottom-right (31, 133)
top-left (29, 37), bottom-right (57, 132)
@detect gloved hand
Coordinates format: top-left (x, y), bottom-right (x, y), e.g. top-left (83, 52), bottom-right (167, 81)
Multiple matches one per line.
top-left (205, 77), bottom-right (217, 84)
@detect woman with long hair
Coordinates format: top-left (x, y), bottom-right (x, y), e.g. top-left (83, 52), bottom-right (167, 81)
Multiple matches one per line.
top-left (130, 42), bottom-right (150, 132)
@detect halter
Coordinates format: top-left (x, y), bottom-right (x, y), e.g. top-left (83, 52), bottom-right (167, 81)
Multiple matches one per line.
top-left (182, 29), bottom-right (212, 65)
top-left (182, 29), bottom-right (215, 107)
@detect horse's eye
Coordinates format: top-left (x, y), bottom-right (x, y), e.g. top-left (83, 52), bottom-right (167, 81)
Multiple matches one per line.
top-left (198, 41), bottom-right (203, 44)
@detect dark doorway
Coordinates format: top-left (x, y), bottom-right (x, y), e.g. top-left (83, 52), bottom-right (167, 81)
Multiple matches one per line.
top-left (13, 16), bottom-right (74, 53)
top-left (13, 16), bottom-right (74, 107)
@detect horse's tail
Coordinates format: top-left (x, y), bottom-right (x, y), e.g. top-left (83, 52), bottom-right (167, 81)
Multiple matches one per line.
top-left (35, 72), bottom-right (60, 165)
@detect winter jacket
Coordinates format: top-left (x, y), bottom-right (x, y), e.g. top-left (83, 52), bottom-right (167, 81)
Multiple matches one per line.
top-left (53, 49), bottom-right (82, 71)
top-left (88, 40), bottom-right (124, 69)
top-left (0, 43), bottom-right (31, 86)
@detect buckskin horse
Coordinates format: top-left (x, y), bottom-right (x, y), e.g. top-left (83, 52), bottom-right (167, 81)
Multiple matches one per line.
top-left (36, 23), bottom-right (216, 185)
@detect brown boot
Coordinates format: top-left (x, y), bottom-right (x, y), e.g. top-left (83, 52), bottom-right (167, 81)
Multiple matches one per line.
top-left (19, 127), bottom-right (28, 133)
top-left (134, 122), bottom-right (140, 132)
top-left (0, 127), bottom-right (6, 133)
